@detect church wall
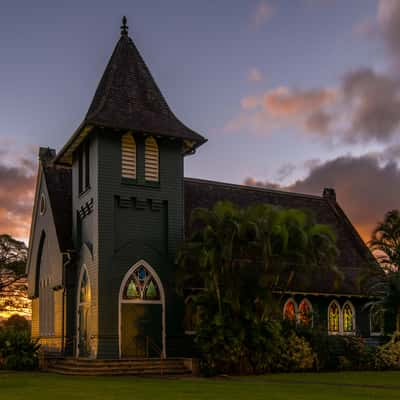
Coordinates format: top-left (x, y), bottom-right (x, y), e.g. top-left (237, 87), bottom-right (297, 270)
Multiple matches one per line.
top-left (282, 294), bottom-right (374, 337)
top-left (27, 169), bottom-right (64, 351)
top-left (95, 130), bottom-right (185, 358)
top-left (71, 135), bottom-right (100, 357)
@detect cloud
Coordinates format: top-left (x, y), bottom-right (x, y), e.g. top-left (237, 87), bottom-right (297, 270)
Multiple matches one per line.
top-left (378, 0), bottom-right (400, 63)
top-left (276, 162), bottom-right (296, 181)
top-left (248, 67), bottom-right (263, 82)
top-left (252, 2), bottom-right (274, 27)
top-left (342, 68), bottom-right (400, 142)
top-left (244, 152), bottom-right (400, 242)
top-left (0, 155), bottom-right (36, 241)
top-left (226, 86), bottom-right (337, 135)
top-left (227, 67), bottom-right (400, 143)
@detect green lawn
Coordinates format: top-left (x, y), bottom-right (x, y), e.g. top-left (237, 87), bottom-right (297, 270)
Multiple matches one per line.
top-left (1, 371), bottom-right (400, 400)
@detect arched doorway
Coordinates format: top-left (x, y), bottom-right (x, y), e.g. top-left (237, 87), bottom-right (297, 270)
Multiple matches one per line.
top-left (76, 266), bottom-right (91, 357)
top-left (119, 260), bottom-right (165, 358)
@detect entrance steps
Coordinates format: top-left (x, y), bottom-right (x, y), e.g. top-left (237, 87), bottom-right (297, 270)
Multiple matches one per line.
top-left (45, 357), bottom-right (194, 376)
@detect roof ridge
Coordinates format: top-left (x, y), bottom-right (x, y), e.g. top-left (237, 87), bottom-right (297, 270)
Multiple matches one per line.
top-left (184, 177), bottom-right (325, 201)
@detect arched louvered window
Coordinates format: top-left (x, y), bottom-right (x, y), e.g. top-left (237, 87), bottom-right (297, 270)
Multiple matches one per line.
top-left (145, 136), bottom-right (159, 182)
top-left (121, 133), bottom-right (136, 179)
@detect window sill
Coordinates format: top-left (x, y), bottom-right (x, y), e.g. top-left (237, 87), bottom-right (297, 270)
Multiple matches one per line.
top-left (121, 177), bottom-right (138, 185)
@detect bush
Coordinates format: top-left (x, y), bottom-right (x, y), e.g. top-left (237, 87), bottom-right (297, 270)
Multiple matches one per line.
top-left (0, 328), bottom-right (40, 370)
top-left (375, 333), bottom-right (400, 370)
top-left (280, 332), bottom-right (316, 372)
top-left (3, 315), bottom-right (30, 331)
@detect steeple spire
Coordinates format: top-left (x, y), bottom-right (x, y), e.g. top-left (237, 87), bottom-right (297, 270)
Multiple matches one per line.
top-left (120, 16), bottom-right (128, 36)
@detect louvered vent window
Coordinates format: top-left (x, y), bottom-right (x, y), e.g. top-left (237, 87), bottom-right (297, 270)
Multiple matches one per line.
top-left (145, 136), bottom-right (159, 182)
top-left (121, 133), bottom-right (136, 179)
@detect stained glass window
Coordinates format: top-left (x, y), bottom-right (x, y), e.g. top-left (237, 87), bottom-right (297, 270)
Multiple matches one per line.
top-left (299, 299), bottom-right (313, 327)
top-left (328, 301), bottom-right (340, 332)
top-left (343, 303), bottom-right (355, 332)
top-left (283, 299), bottom-right (297, 321)
top-left (80, 269), bottom-right (91, 304)
top-left (123, 265), bottom-right (161, 301)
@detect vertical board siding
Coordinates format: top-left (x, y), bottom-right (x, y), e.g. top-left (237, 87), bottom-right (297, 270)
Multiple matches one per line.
top-left (31, 298), bottom-right (40, 338)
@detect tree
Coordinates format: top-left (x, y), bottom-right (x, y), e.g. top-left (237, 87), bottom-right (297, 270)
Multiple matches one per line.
top-left (367, 210), bottom-right (400, 332)
top-left (0, 234), bottom-right (27, 290)
top-left (176, 201), bottom-right (339, 374)
top-left (369, 210), bottom-right (400, 272)
top-left (0, 235), bottom-right (30, 318)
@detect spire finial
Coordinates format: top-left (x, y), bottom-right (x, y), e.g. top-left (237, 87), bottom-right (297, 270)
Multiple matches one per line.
top-left (121, 16), bottom-right (128, 36)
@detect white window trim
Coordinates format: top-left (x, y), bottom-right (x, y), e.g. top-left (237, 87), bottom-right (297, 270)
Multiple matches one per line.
top-left (283, 297), bottom-right (298, 321)
top-left (118, 260), bottom-right (166, 359)
top-left (328, 299), bottom-right (341, 335)
top-left (76, 264), bottom-right (91, 357)
top-left (370, 310), bottom-right (384, 336)
top-left (328, 299), bottom-right (356, 335)
top-left (342, 300), bottom-right (356, 336)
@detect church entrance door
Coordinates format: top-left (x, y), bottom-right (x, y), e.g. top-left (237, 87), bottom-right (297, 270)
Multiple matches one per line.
top-left (119, 261), bottom-right (165, 358)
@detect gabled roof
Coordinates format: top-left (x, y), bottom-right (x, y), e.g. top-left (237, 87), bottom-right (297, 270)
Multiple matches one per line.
top-left (55, 18), bottom-right (206, 165)
top-left (184, 178), bottom-right (376, 296)
top-left (42, 165), bottom-right (73, 251)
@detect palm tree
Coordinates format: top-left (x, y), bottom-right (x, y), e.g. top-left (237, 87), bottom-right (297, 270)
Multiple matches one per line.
top-left (367, 210), bottom-right (400, 332)
top-left (369, 210), bottom-right (400, 272)
top-left (176, 201), bottom-right (242, 314)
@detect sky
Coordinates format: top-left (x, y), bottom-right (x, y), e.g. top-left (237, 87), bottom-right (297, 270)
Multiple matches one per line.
top-left (0, 0), bottom-right (399, 242)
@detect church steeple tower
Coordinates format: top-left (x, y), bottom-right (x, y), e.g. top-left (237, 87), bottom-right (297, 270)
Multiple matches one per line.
top-left (55, 17), bottom-right (206, 165)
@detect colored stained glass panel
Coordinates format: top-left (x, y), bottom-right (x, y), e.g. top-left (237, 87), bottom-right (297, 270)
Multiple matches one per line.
top-left (299, 300), bottom-right (312, 326)
top-left (126, 280), bottom-right (140, 299)
top-left (144, 280), bottom-right (160, 300)
top-left (284, 300), bottom-right (296, 321)
top-left (328, 302), bottom-right (340, 332)
top-left (343, 304), bottom-right (354, 332)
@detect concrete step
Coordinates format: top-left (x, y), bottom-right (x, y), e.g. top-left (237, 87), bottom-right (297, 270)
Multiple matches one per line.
top-left (46, 358), bottom-right (191, 376)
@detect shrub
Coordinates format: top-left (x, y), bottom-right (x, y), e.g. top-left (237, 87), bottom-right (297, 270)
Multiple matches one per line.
top-left (280, 332), bottom-right (316, 372)
top-left (375, 333), bottom-right (400, 370)
top-left (0, 328), bottom-right (40, 370)
top-left (3, 315), bottom-right (30, 331)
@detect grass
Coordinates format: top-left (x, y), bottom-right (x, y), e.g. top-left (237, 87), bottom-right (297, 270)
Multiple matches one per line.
top-left (1, 371), bottom-right (400, 400)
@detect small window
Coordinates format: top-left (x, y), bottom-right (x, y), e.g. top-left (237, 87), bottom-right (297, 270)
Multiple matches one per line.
top-left (343, 302), bottom-right (355, 333)
top-left (283, 298), bottom-right (297, 321)
top-left (39, 193), bottom-right (46, 215)
top-left (328, 301), bottom-right (340, 333)
top-left (84, 140), bottom-right (90, 189)
top-left (78, 148), bottom-right (83, 193)
top-left (121, 133), bottom-right (136, 179)
top-left (298, 299), bottom-right (313, 327)
top-left (145, 136), bottom-right (159, 182)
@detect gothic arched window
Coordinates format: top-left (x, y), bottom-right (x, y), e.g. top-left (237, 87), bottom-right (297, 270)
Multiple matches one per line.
top-left (298, 298), bottom-right (313, 327)
top-left (80, 268), bottom-right (91, 304)
top-left (343, 301), bottom-right (355, 333)
top-left (123, 264), bottom-right (161, 301)
top-left (145, 136), bottom-right (159, 182)
top-left (283, 298), bottom-right (297, 321)
top-left (121, 132), bottom-right (137, 179)
top-left (328, 301), bottom-right (340, 333)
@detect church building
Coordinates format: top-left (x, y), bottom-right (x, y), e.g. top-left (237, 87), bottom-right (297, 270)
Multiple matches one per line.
top-left (26, 18), bottom-right (381, 361)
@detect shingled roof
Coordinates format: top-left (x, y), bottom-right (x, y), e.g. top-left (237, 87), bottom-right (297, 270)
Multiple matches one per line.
top-left (42, 165), bottom-right (73, 252)
top-left (55, 18), bottom-right (206, 165)
top-left (184, 178), bottom-right (376, 296)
